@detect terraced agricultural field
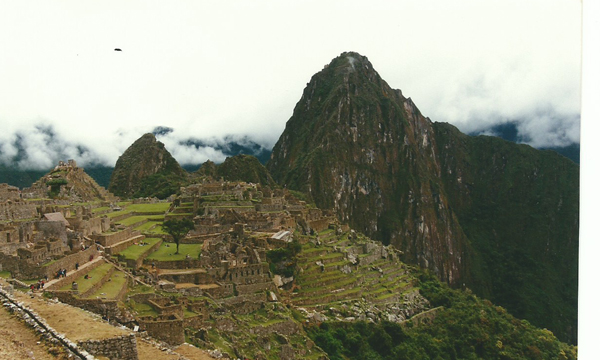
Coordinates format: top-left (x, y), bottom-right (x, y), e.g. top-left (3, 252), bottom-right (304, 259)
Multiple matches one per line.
top-left (288, 233), bottom-right (417, 309)
top-left (60, 262), bottom-right (114, 293)
top-left (117, 238), bottom-right (162, 261)
top-left (85, 270), bottom-right (128, 299)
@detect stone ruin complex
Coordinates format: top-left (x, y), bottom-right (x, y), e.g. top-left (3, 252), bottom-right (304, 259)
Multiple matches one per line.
top-left (0, 170), bottom-right (431, 359)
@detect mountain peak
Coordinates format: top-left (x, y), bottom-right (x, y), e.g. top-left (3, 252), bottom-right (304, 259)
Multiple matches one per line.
top-left (108, 133), bottom-right (187, 199)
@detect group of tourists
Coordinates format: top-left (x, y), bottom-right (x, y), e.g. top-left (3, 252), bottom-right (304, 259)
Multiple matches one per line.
top-left (55, 268), bottom-right (68, 279)
top-left (29, 278), bottom-right (45, 291)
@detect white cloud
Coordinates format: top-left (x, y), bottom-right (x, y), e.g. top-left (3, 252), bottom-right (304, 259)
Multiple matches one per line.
top-left (0, 0), bottom-right (581, 169)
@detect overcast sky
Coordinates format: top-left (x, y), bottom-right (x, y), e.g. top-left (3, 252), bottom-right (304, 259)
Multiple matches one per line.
top-left (0, 0), bottom-right (582, 170)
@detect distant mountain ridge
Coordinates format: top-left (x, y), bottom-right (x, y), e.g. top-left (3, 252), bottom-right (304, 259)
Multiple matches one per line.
top-left (267, 52), bottom-right (579, 343)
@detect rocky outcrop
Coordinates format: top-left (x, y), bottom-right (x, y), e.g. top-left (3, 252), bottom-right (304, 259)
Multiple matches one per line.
top-left (23, 161), bottom-right (116, 202)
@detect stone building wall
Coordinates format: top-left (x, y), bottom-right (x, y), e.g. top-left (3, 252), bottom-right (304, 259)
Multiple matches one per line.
top-left (236, 281), bottom-right (275, 296)
top-left (78, 334), bottom-right (138, 360)
top-left (0, 184), bottom-right (20, 201)
top-left (204, 283), bottom-right (234, 299)
top-left (148, 299), bottom-right (184, 318)
top-left (158, 270), bottom-right (213, 285)
top-left (68, 216), bottom-right (110, 237)
top-left (308, 218), bottom-right (334, 233)
top-left (93, 228), bottom-right (138, 247)
top-left (145, 258), bottom-right (203, 270)
top-left (48, 290), bottom-right (123, 319)
top-left (45, 250), bottom-right (102, 287)
top-left (0, 202), bottom-right (38, 221)
top-left (36, 220), bottom-right (68, 246)
top-left (138, 316), bottom-right (185, 346)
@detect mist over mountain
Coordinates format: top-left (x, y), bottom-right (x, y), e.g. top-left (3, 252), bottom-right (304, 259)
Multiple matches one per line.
top-left (471, 122), bottom-right (580, 163)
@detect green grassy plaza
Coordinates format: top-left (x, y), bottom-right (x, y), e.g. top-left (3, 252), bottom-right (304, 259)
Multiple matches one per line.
top-left (117, 238), bottom-right (162, 260)
top-left (145, 242), bottom-right (203, 261)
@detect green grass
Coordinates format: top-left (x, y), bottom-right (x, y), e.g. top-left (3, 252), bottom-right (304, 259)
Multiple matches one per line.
top-left (0, 271), bottom-right (10, 278)
top-left (117, 238), bottom-right (162, 260)
top-left (184, 309), bottom-right (198, 318)
top-left (60, 263), bottom-right (113, 292)
top-left (116, 214), bottom-right (166, 227)
top-left (126, 202), bottom-right (171, 213)
top-left (132, 302), bottom-right (159, 317)
top-left (105, 210), bottom-right (132, 218)
top-left (92, 206), bottom-right (111, 214)
top-left (87, 271), bottom-right (127, 299)
top-left (135, 221), bottom-right (163, 232)
top-left (146, 243), bottom-right (203, 261)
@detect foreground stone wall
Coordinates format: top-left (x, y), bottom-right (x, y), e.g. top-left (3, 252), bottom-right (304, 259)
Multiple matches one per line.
top-left (78, 334), bottom-right (138, 360)
top-left (0, 284), bottom-right (97, 360)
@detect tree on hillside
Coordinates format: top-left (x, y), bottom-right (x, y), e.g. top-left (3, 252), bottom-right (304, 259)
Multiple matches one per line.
top-left (161, 218), bottom-right (195, 254)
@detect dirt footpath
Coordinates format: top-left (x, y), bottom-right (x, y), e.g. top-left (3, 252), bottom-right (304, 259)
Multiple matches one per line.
top-left (0, 304), bottom-right (67, 360)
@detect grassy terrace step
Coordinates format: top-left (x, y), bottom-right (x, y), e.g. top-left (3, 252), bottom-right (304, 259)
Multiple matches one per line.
top-left (380, 274), bottom-right (410, 288)
top-left (59, 262), bottom-right (114, 293)
top-left (105, 209), bottom-right (132, 218)
top-left (116, 215), bottom-right (165, 227)
top-left (125, 202), bottom-right (171, 213)
top-left (134, 221), bottom-right (162, 232)
top-left (298, 271), bottom-right (349, 285)
top-left (145, 242), bottom-right (203, 261)
top-left (373, 287), bottom-right (416, 302)
top-left (117, 238), bottom-right (162, 260)
top-left (298, 247), bottom-right (331, 258)
top-left (302, 260), bottom-right (352, 276)
top-left (85, 270), bottom-right (128, 299)
top-left (301, 252), bottom-right (346, 265)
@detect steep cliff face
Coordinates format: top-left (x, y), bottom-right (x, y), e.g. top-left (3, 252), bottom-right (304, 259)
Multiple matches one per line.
top-left (195, 155), bottom-right (276, 187)
top-left (268, 52), bottom-right (468, 285)
top-left (434, 123), bottom-right (579, 342)
top-left (268, 52), bottom-right (579, 342)
top-left (108, 133), bottom-right (188, 199)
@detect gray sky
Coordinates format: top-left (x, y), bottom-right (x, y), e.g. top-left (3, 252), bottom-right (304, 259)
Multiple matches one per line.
top-left (0, 0), bottom-right (582, 170)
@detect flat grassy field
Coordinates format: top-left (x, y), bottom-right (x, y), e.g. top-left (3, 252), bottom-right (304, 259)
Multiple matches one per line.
top-left (126, 203), bottom-right (171, 213)
top-left (146, 243), bottom-right (203, 261)
top-left (117, 238), bottom-right (162, 260)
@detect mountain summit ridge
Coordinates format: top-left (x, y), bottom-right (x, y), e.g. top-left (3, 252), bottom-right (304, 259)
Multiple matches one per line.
top-left (268, 51), bottom-right (579, 342)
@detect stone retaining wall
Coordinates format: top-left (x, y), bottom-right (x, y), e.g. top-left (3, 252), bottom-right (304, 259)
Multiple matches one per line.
top-left (250, 320), bottom-right (300, 337)
top-left (105, 234), bottom-right (146, 256)
top-left (137, 316), bottom-right (185, 346)
top-left (93, 228), bottom-right (140, 247)
top-left (145, 258), bottom-right (203, 269)
top-left (78, 334), bottom-right (138, 360)
top-left (42, 245), bottom-right (100, 279)
top-left (236, 281), bottom-right (275, 296)
top-left (48, 290), bottom-right (123, 320)
top-left (122, 239), bottom-right (163, 270)
top-left (47, 256), bottom-right (104, 290)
